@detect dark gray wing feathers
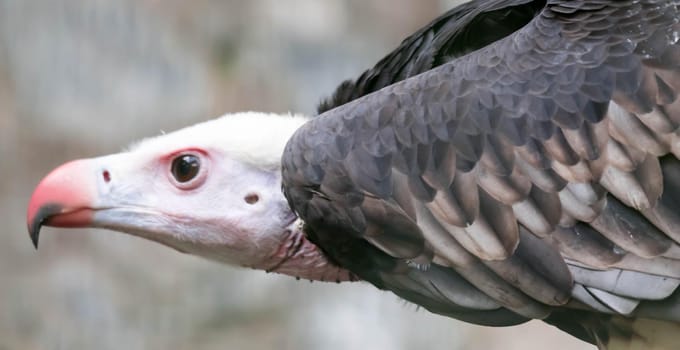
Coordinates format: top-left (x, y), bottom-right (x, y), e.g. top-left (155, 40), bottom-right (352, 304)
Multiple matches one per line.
top-left (282, 0), bottom-right (680, 340)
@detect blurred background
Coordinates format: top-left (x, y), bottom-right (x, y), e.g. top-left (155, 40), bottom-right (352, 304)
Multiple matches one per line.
top-left (0, 0), bottom-right (594, 349)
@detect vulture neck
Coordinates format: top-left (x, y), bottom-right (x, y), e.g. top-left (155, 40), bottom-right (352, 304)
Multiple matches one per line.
top-left (254, 219), bottom-right (358, 282)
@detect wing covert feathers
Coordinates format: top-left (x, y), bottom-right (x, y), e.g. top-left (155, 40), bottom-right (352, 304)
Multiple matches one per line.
top-left (282, 0), bottom-right (680, 345)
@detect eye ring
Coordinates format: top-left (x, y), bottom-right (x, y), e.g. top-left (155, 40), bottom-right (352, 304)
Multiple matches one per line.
top-left (168, 152), bottom-right (208, 190)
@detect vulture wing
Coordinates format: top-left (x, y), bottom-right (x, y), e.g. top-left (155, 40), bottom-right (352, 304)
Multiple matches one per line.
top-left (317, 0), bottom-right (546, 114)
top-left (283, 0), bottom-right (680, 346)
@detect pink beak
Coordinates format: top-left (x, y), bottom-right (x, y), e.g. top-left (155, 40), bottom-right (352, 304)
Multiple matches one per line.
top-left (27, 160), bottom-right (97, 248)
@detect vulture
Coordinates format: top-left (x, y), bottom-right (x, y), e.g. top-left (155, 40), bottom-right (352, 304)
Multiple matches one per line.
top-left (26, 0), bottom-right (680, 348)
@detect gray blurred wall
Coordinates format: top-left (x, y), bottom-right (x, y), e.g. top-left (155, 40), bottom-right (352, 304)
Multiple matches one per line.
top-left (0, 1), bottom-right (594, 349)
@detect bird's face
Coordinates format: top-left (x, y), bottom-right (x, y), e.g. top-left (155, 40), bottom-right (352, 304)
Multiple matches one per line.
top-left (27, 113), bottom-right (308, 268)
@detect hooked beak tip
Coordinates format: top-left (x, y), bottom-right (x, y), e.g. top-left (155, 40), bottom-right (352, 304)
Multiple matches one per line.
top-left (30, 228), bottom-right (39, 250)
top-left (27, 203), bottom-right (63, 250)
top-left (26, 159), bottom-right (97, 249)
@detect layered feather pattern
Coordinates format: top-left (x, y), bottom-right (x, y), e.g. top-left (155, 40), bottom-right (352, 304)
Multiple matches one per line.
top-left (283, 0), bottom-right (680, 347)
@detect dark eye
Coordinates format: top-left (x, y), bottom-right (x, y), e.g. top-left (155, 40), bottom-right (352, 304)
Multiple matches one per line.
top-left (171, 154), bottom-right (201, 183)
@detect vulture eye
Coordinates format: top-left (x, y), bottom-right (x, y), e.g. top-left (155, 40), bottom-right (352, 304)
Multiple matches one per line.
top-left (171, 154), bottom-right (201, 184)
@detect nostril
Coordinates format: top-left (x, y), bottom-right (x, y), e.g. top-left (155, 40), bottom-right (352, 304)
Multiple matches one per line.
top-left (244, 193), bottom-right (259, 204)
top-left (102, 170), bottom-right (111, 183)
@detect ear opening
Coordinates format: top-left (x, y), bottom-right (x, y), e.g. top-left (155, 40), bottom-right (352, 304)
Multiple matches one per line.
top-left (244, 193), bottom-right (260, 204)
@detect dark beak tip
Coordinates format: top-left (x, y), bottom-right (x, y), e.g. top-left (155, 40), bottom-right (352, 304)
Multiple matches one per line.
top-left (29, 224), bottom-right (40, 250)
top-left (27, 204), bottom-right (62, 250)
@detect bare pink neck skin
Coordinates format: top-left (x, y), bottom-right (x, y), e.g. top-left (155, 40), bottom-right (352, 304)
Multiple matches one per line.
top-left (254, 225), bottom-right (359, 283)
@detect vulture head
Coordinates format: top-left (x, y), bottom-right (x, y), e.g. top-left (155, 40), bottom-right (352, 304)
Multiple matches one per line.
top-left (27, 112), bottom-right (353, 282)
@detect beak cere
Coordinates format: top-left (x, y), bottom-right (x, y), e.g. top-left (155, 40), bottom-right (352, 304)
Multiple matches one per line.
top-left (27, 160), bottom-right (97, 249)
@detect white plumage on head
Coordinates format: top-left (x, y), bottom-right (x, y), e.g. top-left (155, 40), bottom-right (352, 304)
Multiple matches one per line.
top-left (130, 112), bottom-right (310, 171)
